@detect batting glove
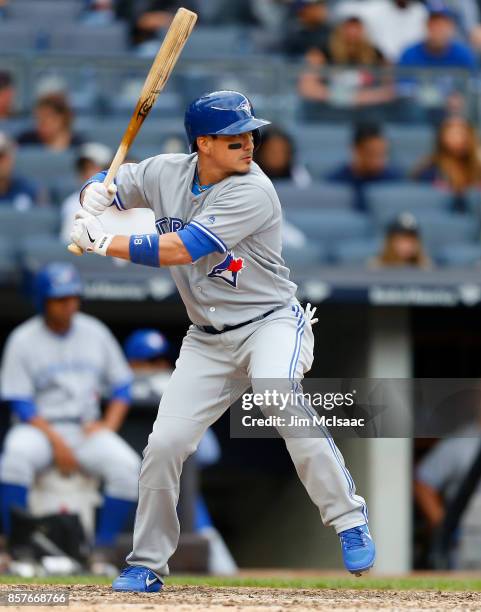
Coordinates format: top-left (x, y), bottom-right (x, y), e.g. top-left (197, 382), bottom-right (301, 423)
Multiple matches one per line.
top-left (81, 182), bottom-right (117, 216)
top-left (305, 303), bottom-right (318, 327)
top-left (70, 210), bottom-right (114, 256)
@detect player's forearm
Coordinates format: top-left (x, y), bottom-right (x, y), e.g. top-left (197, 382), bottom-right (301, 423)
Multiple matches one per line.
top-left (29, 416), bottom-right (64, 445)
top-left (102, 399), bottom-right (130, 432)
top-left (106, 233), bottom-right (192, 266)
top-left (414, 480), bottom-right (445, 528)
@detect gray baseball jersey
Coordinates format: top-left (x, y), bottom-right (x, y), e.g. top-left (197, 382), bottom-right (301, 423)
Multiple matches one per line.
top-left (114, 153), bottom-right (297, 328)
top-left (1, 313), bottom-right (132, 422)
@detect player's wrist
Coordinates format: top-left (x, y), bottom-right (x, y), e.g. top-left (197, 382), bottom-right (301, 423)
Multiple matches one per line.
top-left (93, 233), bottom-right (114, 256)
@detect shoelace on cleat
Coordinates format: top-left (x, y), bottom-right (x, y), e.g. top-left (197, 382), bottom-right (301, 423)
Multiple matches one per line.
top-left (341, 528), bottom-right (365, 550)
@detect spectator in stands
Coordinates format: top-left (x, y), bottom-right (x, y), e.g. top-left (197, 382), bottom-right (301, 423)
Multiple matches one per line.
top-left (398, 5), bottom-right (477, 69)
top-left (82, 0), bottom-right (116, 25)
top-left (335, 0), bottom-right (428, 62)
top-left (297, 13), bottom-right (395, 120)
top-left (283, 0), bottom-right (331, 57)
top-left (0, 71), bottom-right (15, 120)
top-left (60, 142), bottom-right (113, 243)
top-left (415, 421), bottom-right (481, 568)
top-left (371, 213), bottom-right (432, 268)
top-left (412, 116), bottom-right (481, 212)
top-left (326, 123), bottom-right (403, 211)
top-left (132, 0), bottom-right (197, 51)
top-left (17, 93), bottom-right (83, 151)
top-left (0, 132), bottom-right (42, 210)
top-left (254, 126), bottom-right (311, 187)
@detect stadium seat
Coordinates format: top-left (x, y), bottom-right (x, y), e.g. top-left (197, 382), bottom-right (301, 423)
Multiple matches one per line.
top-left (385, 124), bottom-right (433, 171)
top-left (330, 238), bottom-right (382, 265)
top-left (181, 27), bottom-right (255, 59)
top-left (0, 23), bottom-right (35, 52)
top-left (400, 211), bottom-right (479, 249)
top-left (15, 148), bottom-right (76, 185)
top-left (290, 124), bottom-right (350, 177)
top-left (48, 23), bottom-right (128, 54)
top-left (286, 210), bottom-right (372, 243)
top-left (0, 208), bottom-right (59, 241)
top-left (19, 235), bottom-right (118, 274)
top-left (435, 243), bottom-right (481, 267)
top-left (291, 123), bottom-right (351, 155)
top-left (366, 184), bottom-right (450, 221)
top-left (80, 118), bottom-right (185, 149)
top-left (282, 242), bottom-right (328, 267)
top-left (6, 1), bottom-right (82, 24)
top-left (276, 182), bottom-right (353, 210)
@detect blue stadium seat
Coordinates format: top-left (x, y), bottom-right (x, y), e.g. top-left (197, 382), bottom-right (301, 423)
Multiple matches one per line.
top-left (276, 182), bottom-right (353, 210)
top-left (80, 118), bottom-right (185, 149)
top-left (0, 208), bottom-right (59, 241)
top-left (0, 23), bottom-right (35, 52)
top-left (7, 1), bottom-right (81, 24)
top-left (283, 242), bottom-right (328, 267)
top-left (181, 27), bottom-right (255, 59)
top-left (385, 124), bottom-right (433, 172)
top-left (15, 148), bottom-right (76, 185)
top-left (291, 123), bottom-right (351, 154)
top-left (19, 235), bottom-right (117, 274)
top-left (286, 210), bottom-right (372, 243)
top-left (435, 243), bottom-right (481, 267)
top-left (330, 238), bottom-right (382, 265)
top-left (402, 211), bottom-right (479, 249)
top-left (49, 23), bottom-right (128, 54)
top-left (367, 184), bottom-right (450, 221)
top-left (290, 124), bottom-right (350, 177)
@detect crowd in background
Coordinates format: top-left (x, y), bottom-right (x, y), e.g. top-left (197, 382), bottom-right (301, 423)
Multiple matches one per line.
top-left (2, 0), bottom-right (481, 269)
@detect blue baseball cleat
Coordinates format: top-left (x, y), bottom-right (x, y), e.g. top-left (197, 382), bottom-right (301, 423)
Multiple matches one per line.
top-left (112, 565), bottom-right (163, 592)
top-left (339, 524), bottom-right (376, 576)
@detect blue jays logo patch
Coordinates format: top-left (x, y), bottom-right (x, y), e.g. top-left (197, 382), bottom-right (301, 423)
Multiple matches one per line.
top-left (208, 251), bottom-right (244, 287)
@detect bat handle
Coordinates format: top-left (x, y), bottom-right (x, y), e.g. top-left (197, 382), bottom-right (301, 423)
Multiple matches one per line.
top-left (68, 243), bottom-right (84, 256)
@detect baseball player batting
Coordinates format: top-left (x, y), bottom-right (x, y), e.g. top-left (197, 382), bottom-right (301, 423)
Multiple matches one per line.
top-left (70, 90), bottom-right (376, 592)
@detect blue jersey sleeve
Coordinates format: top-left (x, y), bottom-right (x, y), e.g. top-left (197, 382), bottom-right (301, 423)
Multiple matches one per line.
top-left (178, 223), bottom-right (223, 262)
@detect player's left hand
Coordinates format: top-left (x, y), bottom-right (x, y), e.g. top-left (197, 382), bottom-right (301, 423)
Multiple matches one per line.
top-left (70, 211), bottom-right (113, 256)
top-left (305, 302), bottom-right (318, 327)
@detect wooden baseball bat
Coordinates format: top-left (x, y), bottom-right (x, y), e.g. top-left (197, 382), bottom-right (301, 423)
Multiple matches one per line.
top-left (68, 7), bottom-right (197, 255)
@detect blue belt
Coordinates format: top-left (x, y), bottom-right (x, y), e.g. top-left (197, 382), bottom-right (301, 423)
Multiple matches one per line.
top-left (197, 307), bottom-right (281, 335)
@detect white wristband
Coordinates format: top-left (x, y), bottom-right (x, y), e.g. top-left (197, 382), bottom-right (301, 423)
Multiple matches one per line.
top-left (94, 233), bottom-right (114, 256)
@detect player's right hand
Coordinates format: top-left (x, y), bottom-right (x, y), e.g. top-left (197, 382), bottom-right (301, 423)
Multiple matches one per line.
top-left (81, 182), bottom-right (117, 216)
top-left (52, 438), bottom-right (79, 476)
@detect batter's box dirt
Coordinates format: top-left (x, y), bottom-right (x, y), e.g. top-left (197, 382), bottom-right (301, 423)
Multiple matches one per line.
top-left (2, 584), bottom-right (481, 611)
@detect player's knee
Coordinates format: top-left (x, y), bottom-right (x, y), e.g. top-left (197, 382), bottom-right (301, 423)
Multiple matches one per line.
top-left (0, 450), bottom-right (37, 487)
top-left (104, 454), bottom-right (141, 501)
top-left (146, 427), bottom-right (197, 463)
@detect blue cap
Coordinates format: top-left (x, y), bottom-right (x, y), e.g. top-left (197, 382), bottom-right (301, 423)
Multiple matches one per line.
top-left (184, 90), bottom-right (270, 152)
top-left (427, 1), bottom-right (457, 20)
top-left (124, 329), bottom-right (170, 361)
top-left (34, 262), bottom-right (82, 311)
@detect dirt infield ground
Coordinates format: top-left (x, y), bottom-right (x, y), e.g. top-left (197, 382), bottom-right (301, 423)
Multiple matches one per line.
top-left (1, 583), bottom-right (481, 611)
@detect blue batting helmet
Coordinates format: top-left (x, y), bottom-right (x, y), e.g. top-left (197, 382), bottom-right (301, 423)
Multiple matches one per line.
top-left (184, 90), bottom-right (271, 152)
top-left (124, 329), bottom-right (170, 361)
top-left (34, 262), bottom-right (83, 311)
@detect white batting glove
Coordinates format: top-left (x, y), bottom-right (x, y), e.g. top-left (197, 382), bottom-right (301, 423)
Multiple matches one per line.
top-left (81, 182), bottom-right (117, 216)
top-left (304, 303), bottom-right (318, 327)
top-left (70, 210), bottom-right (114, 256)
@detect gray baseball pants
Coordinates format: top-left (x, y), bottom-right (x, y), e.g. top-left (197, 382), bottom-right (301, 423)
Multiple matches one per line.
top-left (126, 302), bottom-right (367, 576)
